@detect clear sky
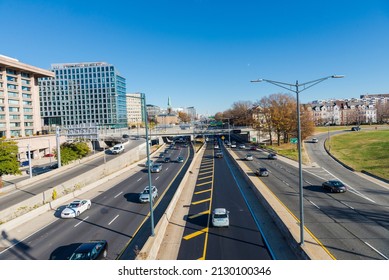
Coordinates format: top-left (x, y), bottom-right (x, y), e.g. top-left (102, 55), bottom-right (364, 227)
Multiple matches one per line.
top-left (1, 0), bottom-right (388, 115)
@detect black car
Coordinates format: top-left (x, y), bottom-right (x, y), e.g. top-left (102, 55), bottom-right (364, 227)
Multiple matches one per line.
top-left (255, 167), bottom-right (269, 177)
top-left (268, 153), bottom-right (277, 160)
top-left (351, 126), bottom-right (361, 131)
top-left (322, 180), bottom-right (347, 193)
top-left (164, 157), bottom-right (171, 163)
top-left (69, 240), bottom-right (108, 260)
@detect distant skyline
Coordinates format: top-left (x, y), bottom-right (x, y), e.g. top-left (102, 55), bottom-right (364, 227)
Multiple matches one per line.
top-left (1, 0), bottom-right (388, 115)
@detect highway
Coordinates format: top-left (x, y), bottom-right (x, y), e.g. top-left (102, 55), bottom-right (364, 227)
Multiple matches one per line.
top-left (177, 137), bottom-right (287, 260)
top-left (231, 137), bottom-right (389, 260)
top-left (0, 139), bottom-right (144, 211)
top-left (0, 142), bottom-right (191, 260)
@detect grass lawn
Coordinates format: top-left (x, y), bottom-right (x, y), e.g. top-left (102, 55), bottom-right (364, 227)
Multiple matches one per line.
top-left (325, 130), bottom-right (389, 180)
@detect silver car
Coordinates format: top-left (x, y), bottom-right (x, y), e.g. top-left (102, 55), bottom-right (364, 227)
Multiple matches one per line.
top-left (151, 163), bottom-right (162, 173)
top-left (139, 186), bottom-right (158, 203)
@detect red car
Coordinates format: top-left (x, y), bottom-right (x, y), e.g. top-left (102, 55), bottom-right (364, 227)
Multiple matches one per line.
top-left (44, 153), bottom-right (55, 157)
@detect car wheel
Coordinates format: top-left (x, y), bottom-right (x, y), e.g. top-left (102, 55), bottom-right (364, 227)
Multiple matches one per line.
top-left (76, 211), bottom-right (80, 216)
top-left (87, 204), bottom-right (91, 210)
top-left (103, 249), bottom-right (108, 259)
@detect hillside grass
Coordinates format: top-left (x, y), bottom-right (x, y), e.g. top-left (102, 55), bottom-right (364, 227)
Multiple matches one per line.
top-left (325, 130), bottom-right (389, 180)
top-left (265, 143), bottom-right (310, 165)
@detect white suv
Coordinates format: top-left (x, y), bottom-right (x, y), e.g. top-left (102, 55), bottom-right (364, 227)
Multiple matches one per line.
top-left (111, 144), bottom-right (124, 154)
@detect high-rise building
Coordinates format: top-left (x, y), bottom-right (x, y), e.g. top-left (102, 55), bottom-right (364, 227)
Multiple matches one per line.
top-left (39, 62), bottom-right (127, 129)
top-left (0, 55), bottom-right (54, 138)
top-left (126, 92), bottom-right (144, 127)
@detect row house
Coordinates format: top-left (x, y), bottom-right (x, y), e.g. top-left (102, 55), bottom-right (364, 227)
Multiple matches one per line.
top-left (310, 101), bottom-right (377, 125)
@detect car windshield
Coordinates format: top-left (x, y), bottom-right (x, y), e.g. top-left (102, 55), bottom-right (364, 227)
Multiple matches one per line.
top-left (332, 181), bottom-right (344, 187)
top-left (70, 252), bottom-right (91, 260)
top-left (69, 203), bottom-right (79, 208)
top-left (213, 213), bottom-right (228, 219)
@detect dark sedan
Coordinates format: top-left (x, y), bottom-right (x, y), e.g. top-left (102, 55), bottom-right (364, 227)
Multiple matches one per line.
top-left (322, 180), bottom-right (347, 193)
top-left (69, 240), bottom-right (108, 260)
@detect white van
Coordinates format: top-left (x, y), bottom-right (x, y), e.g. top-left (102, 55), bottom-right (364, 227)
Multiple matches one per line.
top-left (111, 144), bottom-right (124, 154)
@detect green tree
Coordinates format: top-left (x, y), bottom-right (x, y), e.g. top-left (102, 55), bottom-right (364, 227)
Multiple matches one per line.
top-left (0, 139), bottom-right (22, 188)
top-left (58, 141), bottom-right (91, 165)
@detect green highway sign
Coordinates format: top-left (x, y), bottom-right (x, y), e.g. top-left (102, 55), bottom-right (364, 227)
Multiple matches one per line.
top-left (290, 138), bottom-right (298, 144)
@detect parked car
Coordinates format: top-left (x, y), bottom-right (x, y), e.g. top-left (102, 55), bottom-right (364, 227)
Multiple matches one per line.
top-left (151, 163), bottom-right (162, 173)
top-left (139, 186), bottom-right (158, 203)
top-left (69, 240), bottom-right (108, 260)
top-left (158, 152), bottom-right (165, 158)
top-left (311, 138), bottom-right (319, 143)
top-left (176, 156), bottom-right (184, 163)
top-left (19, 160), bottom-right (29, 167)
top-left (211, 208), bottom-right (230, 227)
top-left (230, 143), bottom-right (237, 148)
top-left (255, 167), bottom-right (269, 177)
top-left (111, 143), bottom-right (124, 154)
top-left (268, 153), bottom-right (277, 160)
top-left (44, 153), bottom-right (55, 157)
top-left (61, 199), bottom-right (92, 218)
top-left (322, 180), bottom-right (347, 193)
top-left (351, 126), bottom-right (361, 131)
top-left (122, 134), bottom-right (130, 139)
top-left (250, 146), bottom-right (257, 151)
top-left (244, 154), bottom-right (253, 161)
top-left (26, 166), bottom-right (52, 176)
top-left (238, 144), bottom-right (246, 149)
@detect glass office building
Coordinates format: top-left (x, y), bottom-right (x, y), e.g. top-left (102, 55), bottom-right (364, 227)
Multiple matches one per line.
top-left (39, 62), bottom-right (127, 129)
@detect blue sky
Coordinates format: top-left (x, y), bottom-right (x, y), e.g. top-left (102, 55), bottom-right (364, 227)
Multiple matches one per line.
top-left (1, 0), bottom-right (388, 115)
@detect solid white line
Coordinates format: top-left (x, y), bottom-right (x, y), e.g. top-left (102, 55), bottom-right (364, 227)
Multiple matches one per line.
top-left (364, 242), bottom-right (389, 260)
top-left (74, 216), bottom-right (88, 227)
top-left (155, 176), bottom-right (159, 180)
top-left (108, 215), bottom-right (119, 225)
top-left (114, 191), bottom-right (123, 198)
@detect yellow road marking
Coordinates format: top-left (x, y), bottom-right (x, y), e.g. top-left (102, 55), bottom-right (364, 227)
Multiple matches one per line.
top-left (198, 175), bottom-right (213, 180)
top-left (196, 181), bottom-right (212, 187)
top-left (192, 198), bottom-right (211, 205)
top-left (183, 227), bottom-right (208, 240)
top-left (188, 210), bottom-right (210, 219)
top-left (198, 170), bottom-right (213, 176)
top-left (194, 189), bottom-right (212, 195)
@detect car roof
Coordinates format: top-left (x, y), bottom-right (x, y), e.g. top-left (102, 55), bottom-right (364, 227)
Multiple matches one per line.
top-left (74, 240), bottom-right (106, 252)
top-left (213, 208), bottom-right (227, 214)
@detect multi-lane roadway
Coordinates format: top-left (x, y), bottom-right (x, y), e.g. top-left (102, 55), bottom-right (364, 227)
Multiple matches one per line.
top-left (231, 133), bottom-right (389, 260)
top-left (0, 142), bottom-right (191, 260)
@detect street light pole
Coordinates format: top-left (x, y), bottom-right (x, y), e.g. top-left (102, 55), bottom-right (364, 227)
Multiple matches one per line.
top-left (251, 75), bottom-right (344, 245)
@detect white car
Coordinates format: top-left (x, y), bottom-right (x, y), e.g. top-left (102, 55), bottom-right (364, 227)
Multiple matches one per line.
top-left (139, 186), bottom-right (158, 203)
top-left (211, 208), bottom-right (229, 227)
top-left (111, 143), bottom-right (124, 154)
top-left (61, 199), bottom-right (91, 218)
top-left (244, 154), bottom-right (253, 161)
top-left (238, 144), bottom-right (246, 149)
top-left (311, 138), bottom-right (319, 143)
